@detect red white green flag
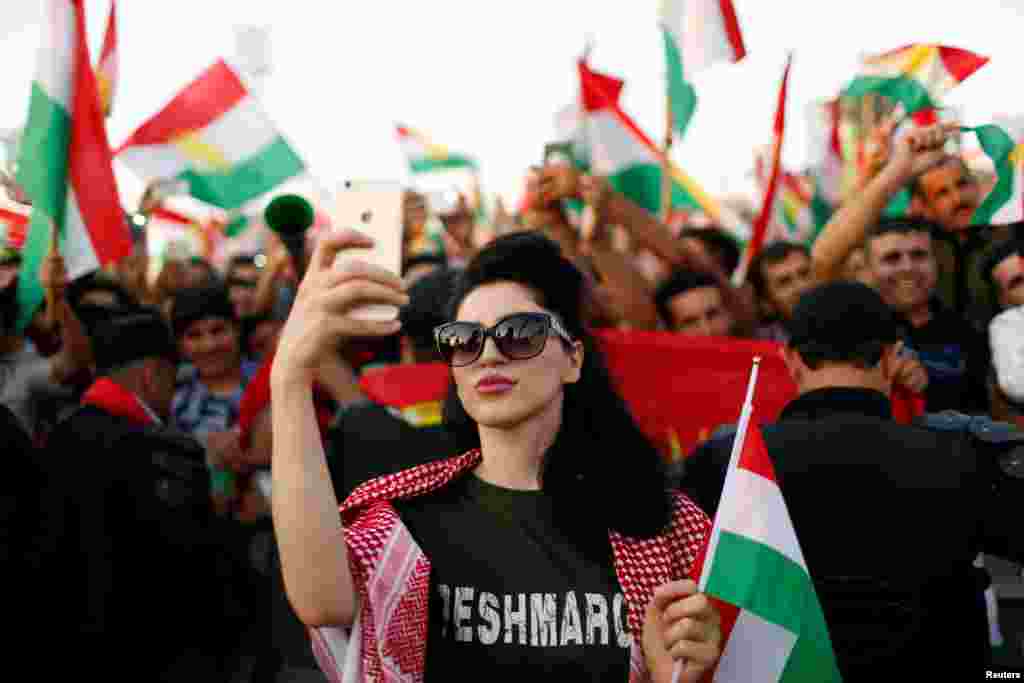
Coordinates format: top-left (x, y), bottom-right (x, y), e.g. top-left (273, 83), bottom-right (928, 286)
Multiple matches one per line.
top-left (688, 360), bottom-right (843, 682)
top-left (395, 124), bottom-right (478, 174)
top-left (15, 0), bottom-right (132, 330)
top-left (96, 0), bottom-right (117, 117)
top-left (844, 44), bottom-right (988, 115)
top-left (659, 0), bottom-right (746, 137)
top-left (577, 59), bottom-right (749, 241)
top-left (735, 55), bottom-right (792, 285)
top-left (116, 60), bottom-right (306, 211)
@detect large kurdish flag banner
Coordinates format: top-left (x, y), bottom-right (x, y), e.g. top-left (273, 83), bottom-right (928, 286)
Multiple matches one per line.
top-left (16, 0), bottom-right (131, 330)
top-left (396, 124), bottom-right (478, 174)
top-left (690, 363), bottom-right (842, 682)
top-left (969, 118), bottom-right (1024, 225)
top-left (844, 44), bottom-right (987, 115)
top-left (577, 60), bottom-right (749, 241)
top-left (358, 331), bottom-right (923, 462)
top-left (116, 60), bottom-right (305, 211)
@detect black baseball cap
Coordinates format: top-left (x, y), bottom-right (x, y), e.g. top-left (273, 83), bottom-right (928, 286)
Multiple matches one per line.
top-left (785, 281), bottom-right (903, 353)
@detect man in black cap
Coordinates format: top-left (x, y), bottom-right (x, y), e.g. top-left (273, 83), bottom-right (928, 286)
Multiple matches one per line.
top-left (42, 306), bottom-right (247, 680)
top-left (678, 281), bottom-right (1024, 680)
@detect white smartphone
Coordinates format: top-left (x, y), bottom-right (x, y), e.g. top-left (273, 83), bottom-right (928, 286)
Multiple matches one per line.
top-left (333, 180), bottom-right (404, 321)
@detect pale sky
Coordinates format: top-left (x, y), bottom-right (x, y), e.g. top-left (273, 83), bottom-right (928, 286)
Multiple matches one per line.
top-left (0, 0), bottom-right (1021, 213)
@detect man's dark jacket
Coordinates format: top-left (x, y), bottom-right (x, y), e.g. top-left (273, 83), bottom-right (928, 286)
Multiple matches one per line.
top-left (678, 387), bottom-right (1023, 681)
top-left (43, 404), bottom-right (250, 680)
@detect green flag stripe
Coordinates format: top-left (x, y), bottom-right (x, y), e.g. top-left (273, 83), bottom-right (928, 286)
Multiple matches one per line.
top-left (16, 83), bottom-right (71, 226)
top-left (970, 125), bottom-right (1016, 225)
top-left (843, 76), bottom-right (936, 115)
top-left (661, 26), bottom-right (697, 138)
top-left (706, 531), bottom-right (841, 681)
top-left (609, 163), bottom-right (699, 216)
top-left (16, 210), bottom-right (54, 332)
top-left (180, 136), bottom-right (305, 211)
top-left (409, 155), bottom-right (478, 173)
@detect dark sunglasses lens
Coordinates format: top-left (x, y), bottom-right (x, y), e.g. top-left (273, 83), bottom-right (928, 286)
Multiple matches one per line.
top-left (494, 314), bottom-right (547, 359)
top-left (438, 323), bottom-right (484, 366)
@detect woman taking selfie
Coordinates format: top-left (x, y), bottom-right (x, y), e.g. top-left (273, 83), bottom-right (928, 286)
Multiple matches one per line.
top-left (271, 230), bottom-right (721, 681)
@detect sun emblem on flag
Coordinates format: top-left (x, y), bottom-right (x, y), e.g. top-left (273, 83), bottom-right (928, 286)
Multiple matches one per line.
top-left (1010, 143), bottom-right (1024, 167)
top-left (171, 130), bottom-right (232, 174)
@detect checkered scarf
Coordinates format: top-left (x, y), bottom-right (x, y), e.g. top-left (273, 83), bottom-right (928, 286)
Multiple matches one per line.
top-left (309, 449), bottom-right (711, 682)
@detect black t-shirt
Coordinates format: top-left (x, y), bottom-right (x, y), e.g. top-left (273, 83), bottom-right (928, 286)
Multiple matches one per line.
top-left (326, 399), bottom-right (456, 502)
top-left (395, 474), bottom-right (631, 681)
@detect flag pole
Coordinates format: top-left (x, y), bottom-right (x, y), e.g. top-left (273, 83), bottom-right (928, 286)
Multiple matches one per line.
top-left (44, 217), bottom-right (61, 332)
top-left (670, 361), bottom-right (761, 683)
top-left (660, 95), bottom-right (674, 225)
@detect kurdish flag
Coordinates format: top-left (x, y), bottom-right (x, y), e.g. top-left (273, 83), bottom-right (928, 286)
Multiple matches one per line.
top-left (659, 0), bottom-right (745, 137)
top-left (690, 360), bottom-right (842, 682)
top-left (16, 0), bottom-right (132, 331)
top-left (577, 59), bottom-right (749, 241)
top-left (970, 117), bottom-right (1024, 225)
top-left (844, 44), bottom-right (988, 115)
top-left (116, 60), bottom-right (306, 211)
top-left (96, 0), bottom-right (116, 117)
top-left (395, 124), bottom-right (478, 174)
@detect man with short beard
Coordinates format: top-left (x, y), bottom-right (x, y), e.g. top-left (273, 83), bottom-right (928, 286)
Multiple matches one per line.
top-left (863, 218), bottom-right (989, 412)
top-left (812, 121), bottom-right (1022, 329)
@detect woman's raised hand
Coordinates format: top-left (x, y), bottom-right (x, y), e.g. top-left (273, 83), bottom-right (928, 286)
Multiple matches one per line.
top-left (271, 229), bottom-right (409, 390)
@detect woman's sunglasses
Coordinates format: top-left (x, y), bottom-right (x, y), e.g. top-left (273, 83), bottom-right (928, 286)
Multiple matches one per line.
top-left (434, 312), bottom-right (575, 367)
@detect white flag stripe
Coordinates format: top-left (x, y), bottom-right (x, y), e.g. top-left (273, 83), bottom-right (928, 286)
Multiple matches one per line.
top-left (716, 466), bottom-right (806, 570)
top-left (585, 111), bottom-right (658, 174)
top-left (118, 145), bottom-right (192, 180)
top-left (397, 135), bottom-right (430, 161)
top-left (192, 94), bottom-right (280, 166)
top-left (713, 608), bottom-right (797, 682)
top-left (699, 359), bottom-right (760, 591)
top-left (36, 0), bottom-right (76, 110)
top-left (63, 187), bottom-right (100, 279)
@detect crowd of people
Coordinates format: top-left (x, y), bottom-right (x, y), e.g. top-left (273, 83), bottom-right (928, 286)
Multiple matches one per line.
top-left (2, 112), bottom-right (1023, 681)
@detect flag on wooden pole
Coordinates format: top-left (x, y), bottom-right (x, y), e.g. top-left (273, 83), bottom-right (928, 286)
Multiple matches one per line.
top-left (684, 358), bottom-right (843, 682)
top-left (15, 0), bottom-right (132, 331)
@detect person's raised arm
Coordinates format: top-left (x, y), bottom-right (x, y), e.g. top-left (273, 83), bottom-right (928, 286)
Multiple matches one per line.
top-left (811, 121), bottom-right (958, 284)
top-left (38, 251), bottom-right (90, 384)
top-left (270, 229), bottom-right (409, 628)
top-left (577, 175), bottom-right (660, 329)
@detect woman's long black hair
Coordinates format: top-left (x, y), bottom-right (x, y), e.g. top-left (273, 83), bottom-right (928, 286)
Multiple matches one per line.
top-left (442, 231), bottom-right (672, 542)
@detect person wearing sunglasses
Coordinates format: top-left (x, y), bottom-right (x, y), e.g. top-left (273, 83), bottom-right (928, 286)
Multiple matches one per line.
top-left (271, 230), bottom-right (722, 682)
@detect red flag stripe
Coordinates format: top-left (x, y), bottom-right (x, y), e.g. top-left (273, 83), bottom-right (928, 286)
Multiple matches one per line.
top-left (115, 60), bottom-right (248, 152)
top-left (150, 206), bottom-right (195, 225)
top-left (936, 46), bottom-right (989, 83)
top-left (68, 0), bottom-right (131, 267)
top-left (716, 0), bottom-right (747, 62)
top-left (736, 421), bottom-right (778, 482)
